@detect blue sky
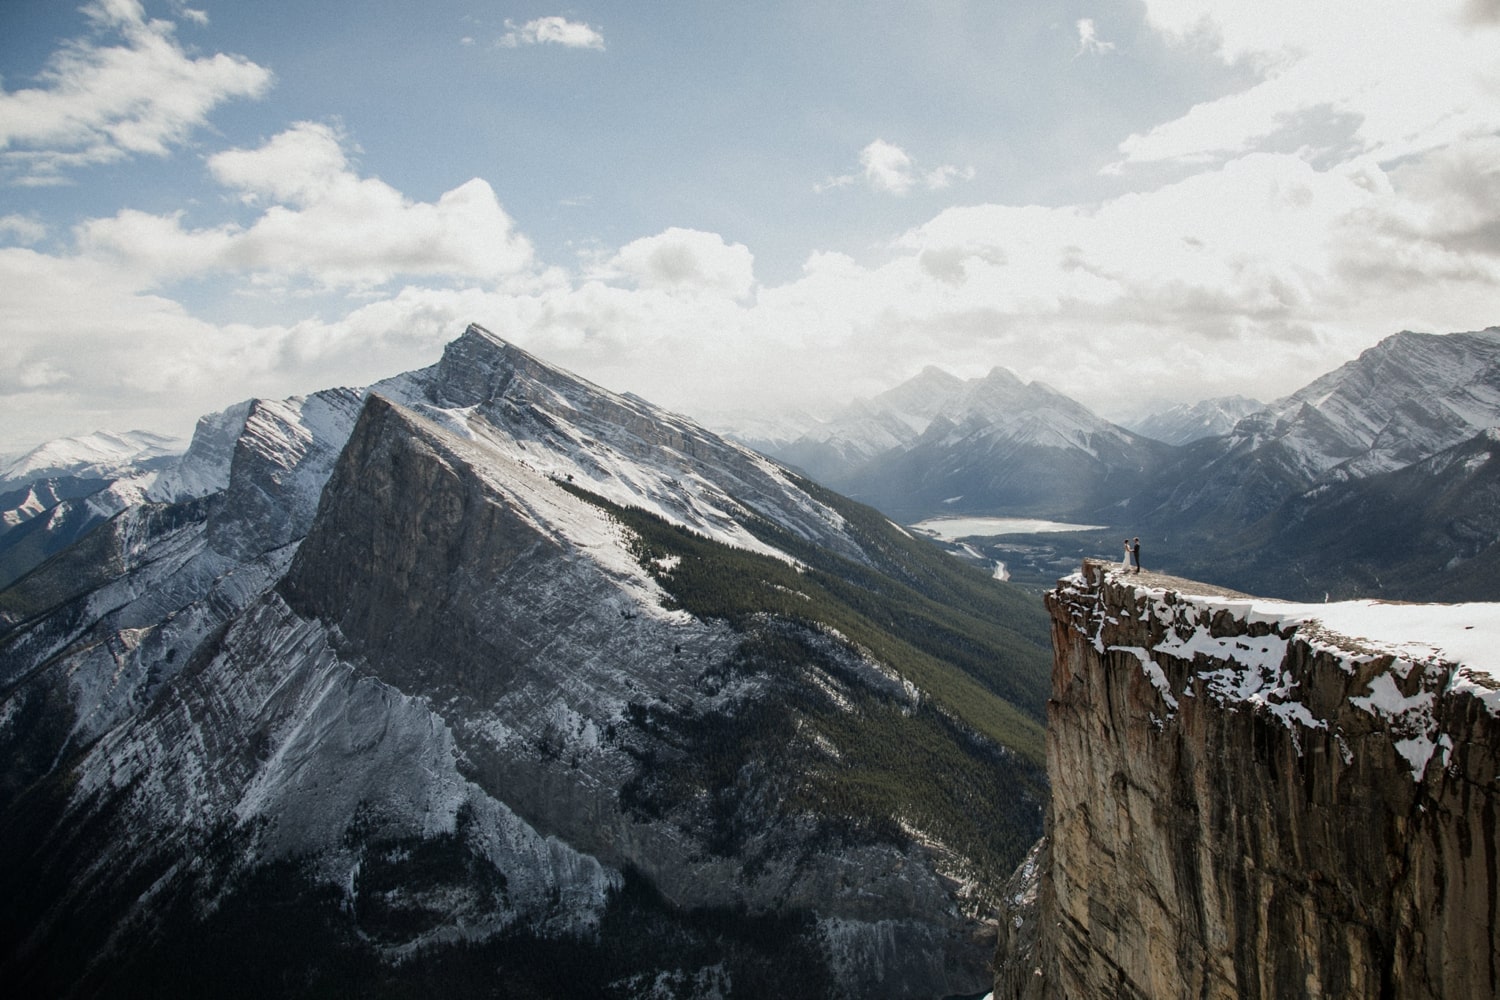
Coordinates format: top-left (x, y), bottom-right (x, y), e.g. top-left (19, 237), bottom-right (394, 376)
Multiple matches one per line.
top-left (3, 0), bottom-right (1500, 452)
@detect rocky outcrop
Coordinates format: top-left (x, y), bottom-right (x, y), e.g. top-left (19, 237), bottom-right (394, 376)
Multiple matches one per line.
top-left (998, 559), bottom-right (1500, 999)
top-left (2, 325), bottom-right (1050, 998)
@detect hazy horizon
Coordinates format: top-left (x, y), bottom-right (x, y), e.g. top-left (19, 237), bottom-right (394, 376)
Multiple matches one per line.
top-left (4, 1), bottom-right (1500, 453)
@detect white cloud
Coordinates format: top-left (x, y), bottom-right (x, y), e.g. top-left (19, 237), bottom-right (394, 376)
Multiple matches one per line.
top-left (76, 122), bottom-right (535, 291)
top-left (208, 119), bottom-right (354, 204)
top-left (818, 139), bottom-right (975, 196)
top-left (0, 214), bottom-right (47, 244)
top-left (500, 16), bottom-right (606, 50)
top-left (924, 163), bottom-right (977, 190)
top-left (1076, 18), bottom-right (1116, 56)
top-left (8, 1), bottom-right (1500, 450)
top-left (607, 228), bottom-right (755, 299)
top-left (1120, 0), bottom-right (1500, 168)
top-left (0, 0), bottom-right (272, 184)
top-left (10, 130), bottom-right (1500, 450)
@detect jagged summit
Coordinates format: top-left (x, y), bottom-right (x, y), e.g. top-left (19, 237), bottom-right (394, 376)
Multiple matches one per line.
top-left (1128, 394), bottom-right (1263, 445)
top-left (417, 322), bottom-right (566, 409)
top-left (0, 321), bottom-right (1051, 998)
top-left (1239, 325), bottom-right (1500, 482)
top-left (766, 362), bottom-right (1166, 520)
top-left (1129, 326), bottom-right (1500, 599)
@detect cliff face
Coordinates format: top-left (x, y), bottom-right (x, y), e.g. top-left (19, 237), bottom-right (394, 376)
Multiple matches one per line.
top-left (2, 327), bottom-right (1051, 998)
top-left (998, 560), bottom-right (1500, 999)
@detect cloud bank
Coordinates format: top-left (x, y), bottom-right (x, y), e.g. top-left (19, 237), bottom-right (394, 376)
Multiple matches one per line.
top-left (3, 0), bottom-right (1500, 452)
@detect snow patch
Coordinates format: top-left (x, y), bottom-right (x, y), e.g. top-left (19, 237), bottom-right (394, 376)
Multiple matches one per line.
top-left (1110, 645), bottom-right (1178, 711)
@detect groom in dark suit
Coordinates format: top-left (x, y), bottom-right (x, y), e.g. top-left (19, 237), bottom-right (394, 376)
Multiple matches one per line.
top-left (1131, 537), bottom-right (1141, 573)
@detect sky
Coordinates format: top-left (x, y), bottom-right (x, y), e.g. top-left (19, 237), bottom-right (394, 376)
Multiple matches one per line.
top-left (3, 0), bottom-right (1500, 454)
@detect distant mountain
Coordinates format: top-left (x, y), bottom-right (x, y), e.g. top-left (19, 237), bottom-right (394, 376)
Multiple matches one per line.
top-left (753, 326), bottom-right (1500, 602)
top-left (1131, 327), bottom-right (1500, 599)
top-left (1127, 395), bottom-right (1263, 445)
top-left (1170, 426), bottom-right (1500, 601)
top-left (705, 407), bottom-right (825, 457)
top-left (765, 366), bottom-right (1170, 522)
top-left (771, 365), bottom-right (967, 484)
top-left (0, 324), bottom-right (1051, 998)
top-left (0, 429), bottom-right (184, 487)
top-left (1265, 327), bottom-right (1500, 482)
top-left (0, 430), bottom-right (186, 589)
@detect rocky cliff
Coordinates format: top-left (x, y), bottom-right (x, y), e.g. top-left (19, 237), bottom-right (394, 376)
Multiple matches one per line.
top-left (996, 560), bottom-right (1500, 999)
top-left (1, 324), bottom-right (1051, 998)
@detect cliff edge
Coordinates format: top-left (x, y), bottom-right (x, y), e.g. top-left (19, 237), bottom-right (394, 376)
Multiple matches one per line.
top-left (996, 559), bottom-right (1500, 999)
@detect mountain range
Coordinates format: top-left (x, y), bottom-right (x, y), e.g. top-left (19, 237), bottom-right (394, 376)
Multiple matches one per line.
top-left (1121, 394), bottom-right (1263, 446)
top-left (766, 365), bottom-right (1171, 523)
top-left (0, 324), bottom-right (1051, 998)
top-left (0, 430), bottom-right (185, 590)
top-left (753, 326), bottom-right (1500, 602)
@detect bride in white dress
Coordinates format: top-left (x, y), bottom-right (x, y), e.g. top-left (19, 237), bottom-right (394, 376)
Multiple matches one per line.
top-left (1121, 538), bottom-right (1132, 572)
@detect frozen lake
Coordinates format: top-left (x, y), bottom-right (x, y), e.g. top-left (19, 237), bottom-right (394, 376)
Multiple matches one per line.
top-left (911, 516), bottom-right (1105, 540)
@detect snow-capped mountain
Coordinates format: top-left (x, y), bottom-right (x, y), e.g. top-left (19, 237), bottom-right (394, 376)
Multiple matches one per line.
top-left (749, 326), bottom-right (1500, 602)
top-left (1204, 426), bottom-right (1500, 601)
top-left (0, 324), bottom-right (1050, 997)
top-left (0, 429), bottom-right (188, 589)
top-left (1255, 327), bottom-right (1500, 482)
top-left (771, 365), bottom-right (967, 481)
top-left (1129, 327), bottom-right (1500, 600)
top-left (0, 429), bottom-right (184, 488)
top-left (1127, 395), bottom-right (1263, 445)
top-left (704, 406), bottom-right (825, 456)
top-left (766, 365), bottom-right (1169, 521)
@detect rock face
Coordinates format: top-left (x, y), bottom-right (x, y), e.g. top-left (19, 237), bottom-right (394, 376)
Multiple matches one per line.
top-left (997, 560), bottom-right (1500, 999)
top-left (1, 324), bottom-right (1050, 998)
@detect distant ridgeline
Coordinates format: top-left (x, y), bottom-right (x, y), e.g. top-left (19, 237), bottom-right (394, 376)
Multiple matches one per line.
top-left (995, 560), bottom-right (1500, 1000)
top-left (753, 326), bottom-right (1500, 604)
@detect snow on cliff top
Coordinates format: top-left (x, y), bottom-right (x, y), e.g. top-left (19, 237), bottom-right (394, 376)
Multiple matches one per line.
top-left (1183, 593), bottom-right (1500, 681)
top-left (1094, 565), bottom-right (1500, 681)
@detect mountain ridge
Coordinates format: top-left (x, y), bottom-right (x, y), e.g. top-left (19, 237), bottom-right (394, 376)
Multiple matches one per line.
top-left (0, 323), bottom-right (1051, 998)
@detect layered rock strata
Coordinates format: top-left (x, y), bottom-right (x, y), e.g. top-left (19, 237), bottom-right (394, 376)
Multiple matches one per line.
top-left (997, 560), bottom-right (1500, 999)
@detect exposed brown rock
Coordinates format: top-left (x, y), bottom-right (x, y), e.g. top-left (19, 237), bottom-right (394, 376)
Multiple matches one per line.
top-left (998, 559), bottom-right (1500, 999)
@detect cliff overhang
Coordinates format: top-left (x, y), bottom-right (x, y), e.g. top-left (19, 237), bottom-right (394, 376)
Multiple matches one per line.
top-left (997, 559), bottom-right (1500, 999)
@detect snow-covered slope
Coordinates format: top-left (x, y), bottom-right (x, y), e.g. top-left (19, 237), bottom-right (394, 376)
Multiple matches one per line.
top-left (1123, 327), bottom-right (1500, 601)
top-left (767, 364), bottom-right (1167, 521)
top-left (1128, 395), bottom-right (1264, 445)
top-left (0, 430), bottom-right (189, 588)
top-left (0, 429), bottom-right (184, 488)
top-left (931, 367), bottom-right (1140, 457)
top-left (1236, 327), bottom-right (1500, 484)
top-left (0, 323), bottom-right (1049, 998)
top-left (772, 365), bottom-right (967, 478)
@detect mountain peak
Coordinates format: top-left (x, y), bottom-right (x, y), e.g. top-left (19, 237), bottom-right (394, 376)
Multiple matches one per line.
top-left (424, 322), bottom-right (539, 408)
top-left (1, 428), bottom-right (185, 487)
top-left (981, 366), bottom-right (1025, 386)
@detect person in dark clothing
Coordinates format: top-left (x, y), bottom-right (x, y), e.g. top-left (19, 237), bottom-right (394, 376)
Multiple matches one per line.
top-left (1131, 537), bottom-right (1141, 573)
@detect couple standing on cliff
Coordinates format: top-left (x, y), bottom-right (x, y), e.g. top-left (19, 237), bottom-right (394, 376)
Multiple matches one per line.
top-left (1121, 537), bottom-right (1141, 574)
